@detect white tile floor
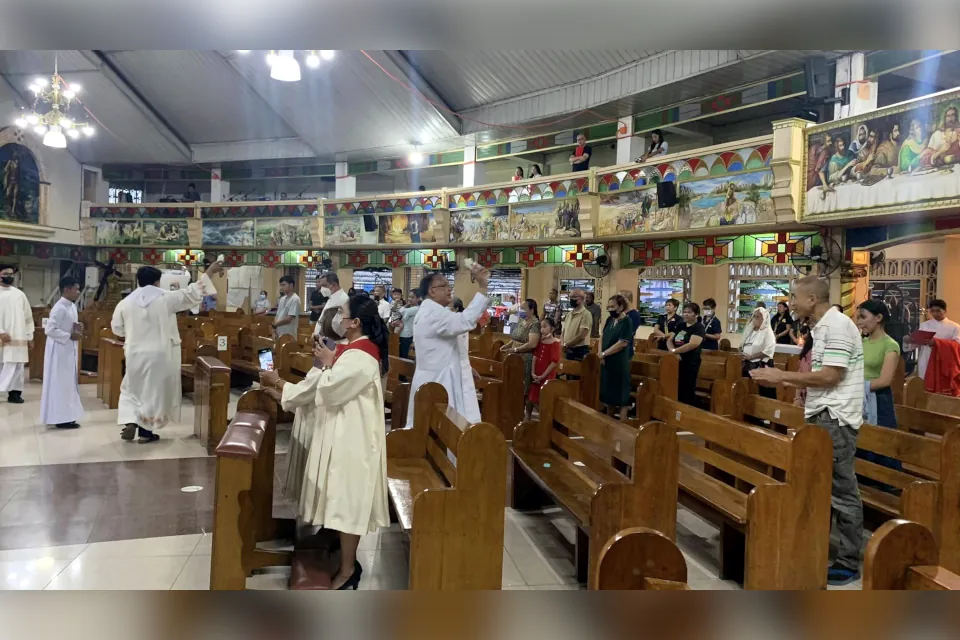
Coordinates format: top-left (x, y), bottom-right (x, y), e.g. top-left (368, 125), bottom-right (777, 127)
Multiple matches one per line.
top-left (0, 381), bottom-right (285, 468)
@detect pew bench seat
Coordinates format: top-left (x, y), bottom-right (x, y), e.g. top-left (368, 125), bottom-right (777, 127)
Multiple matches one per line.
top-left (512, 448), bottom-right (615, 527)
top-left (386, 458), bottom-right (448, 532)
top-left (232, 359), bottom-right (260, 376)
top-left (678, 462), bottom-right (748, 525)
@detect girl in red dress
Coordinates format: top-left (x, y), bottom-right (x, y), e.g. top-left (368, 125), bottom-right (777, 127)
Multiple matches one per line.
top-left (526, 317), bottom-right (561, 419)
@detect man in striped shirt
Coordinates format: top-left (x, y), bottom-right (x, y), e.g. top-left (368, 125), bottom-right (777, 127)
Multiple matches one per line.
top-left (750, 276), bottom-right (864, 586)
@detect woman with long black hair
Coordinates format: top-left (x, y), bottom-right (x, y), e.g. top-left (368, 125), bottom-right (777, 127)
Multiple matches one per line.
top-left (260, 294), bottom-right (390, 590)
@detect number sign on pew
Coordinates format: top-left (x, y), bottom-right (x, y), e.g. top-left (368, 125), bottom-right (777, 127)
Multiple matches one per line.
top-left (511, 379), bottom-right (679, 589)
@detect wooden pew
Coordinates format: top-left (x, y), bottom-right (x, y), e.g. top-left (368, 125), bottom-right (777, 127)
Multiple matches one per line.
top-left (232, 328), bottom-right (275, 381)
top-left (694, 350), bottom-right (740, 411)
top-left (864, 520), bottom-right (960, 590)
top-left (98, 333), bottom-right (125, 410)
top-left (854, 409), bottom-right (960, 574)
top-left (770, 352), bottom-right (800, 404)
top-left (194, 356), bottom-right (232, 452)
top-left (630, 351), bottom-right (680, 421)
top-left (385, 356), bottom-right (416, 428)
top-left (554, 352), bottom-right (602, 410)
top-left (28, 316), bottom-right (48, 381)
top-left (630, 394), bottom-right (833, 589)
top-left (77, 311), bottom-right (110, 384)
top-left (597, 527), bottom-right (689, 590)
top-left (385, 382), bottom-right (507, 590)
top-left (511, 380), bottom-right (679, 589)
top-left (903, 376), bottom-right (960, 416)
top-left (468, 330), bottom-right (493, 360)
top-left (210, 390), bottom-right (294, 590)
top-left (469, 353), bottom-right (525, 440)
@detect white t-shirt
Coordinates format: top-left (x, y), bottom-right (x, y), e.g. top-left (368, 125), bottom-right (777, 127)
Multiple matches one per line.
top-left (377, 298), bottom-right (391, 322)
top-left (805, 307), bottom-right (865, 429)
top-left (274, 294), bottom-right (301, 339)
top-left (915, 317), bottom-right (960, 378)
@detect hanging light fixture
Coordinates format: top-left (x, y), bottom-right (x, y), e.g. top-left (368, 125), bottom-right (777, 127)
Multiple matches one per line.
top-left (246, 50), bottom-right (335, 82)
top-left (13, 54), bottom-right (95, 149)
top-left (408, 145), bottom-right (425, 165)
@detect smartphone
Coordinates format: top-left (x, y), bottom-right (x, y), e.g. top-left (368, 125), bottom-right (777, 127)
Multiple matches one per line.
top-left (258, 348), bottom-right (275, 372)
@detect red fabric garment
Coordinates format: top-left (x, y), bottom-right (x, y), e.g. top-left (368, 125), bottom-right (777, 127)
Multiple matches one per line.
top-left (332, 337), bottom-right (381, 366)
top-left (528, 339), bottom-right (561, 404)
top-left (574, 146), bottom-right (585, 157)
top-left (924, 338), bottom-right (960, 396)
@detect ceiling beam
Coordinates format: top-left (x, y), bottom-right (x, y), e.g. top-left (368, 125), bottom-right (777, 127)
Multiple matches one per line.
top-left (382, 51), bottom-right (463, 135)
top-left (79, 50), bottom-right (192, 162)
top-left (191, 137), bottom-right (317, 164)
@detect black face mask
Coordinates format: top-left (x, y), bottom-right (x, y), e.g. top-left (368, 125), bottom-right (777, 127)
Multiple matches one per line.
top-left (608, 309), bottom-right (620, 317)
top-left (570, 299), bottom-right (579, 308)
top-left (0, 276), bottom-right (13, 286)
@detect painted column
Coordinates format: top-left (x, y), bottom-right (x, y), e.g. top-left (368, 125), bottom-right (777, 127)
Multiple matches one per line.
top-left (335, 161), bottom-right (356, 198)
top-left (616, 118), bottom-right (645, 165)
top-left (834, 52), bottom-right (877, 120)
top-left (462, 145), bottom-right (477, 187)
top-left (940, 237), bottom-right (960, 313)
top-left (210, 165), bottom-right (229, 202)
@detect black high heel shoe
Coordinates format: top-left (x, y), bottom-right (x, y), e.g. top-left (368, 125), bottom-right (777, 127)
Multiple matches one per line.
top-left (336, 561), bottom-right (363, 590)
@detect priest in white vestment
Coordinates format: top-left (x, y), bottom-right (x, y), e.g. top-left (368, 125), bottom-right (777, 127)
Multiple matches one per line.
top-left (261, 295), bottom-right (389, 590)
top-left (40, 276), bottom-right (84, 428)
top-left (909, 298), bottom-right (960, 378)
top-left (0, 264), bottom-right (34, 405)
top-left (111, 261), bottom-right (221, 443)
top-left (406, 265), bottom-right (490, 427)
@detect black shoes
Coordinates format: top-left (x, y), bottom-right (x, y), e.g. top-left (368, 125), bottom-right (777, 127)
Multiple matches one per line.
top-left (336, 561), bottom-right (363, 590)
top-left (7, 391), bottom-right (23, 404)
top-left (121, 424), bottom-right (160, 443)
top-left (55, 422), bottom-right (80, 429)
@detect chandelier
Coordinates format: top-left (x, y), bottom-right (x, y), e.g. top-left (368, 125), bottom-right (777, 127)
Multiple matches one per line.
top-left (13, 57), bottom-right (94, 149)
top-left (237, 50), bottom-right (335, 82)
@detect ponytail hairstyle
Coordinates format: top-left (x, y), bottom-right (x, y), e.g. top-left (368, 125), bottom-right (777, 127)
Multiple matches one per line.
top-left (348, 294), bottom-right (389, 374)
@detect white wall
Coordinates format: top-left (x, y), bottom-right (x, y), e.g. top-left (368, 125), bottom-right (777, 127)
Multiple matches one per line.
top-left (42, 144), bottom-right (84, 245)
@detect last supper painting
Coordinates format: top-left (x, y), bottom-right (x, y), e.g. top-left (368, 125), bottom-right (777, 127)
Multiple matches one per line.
top-left (1, 143), bottom-right (41, 224)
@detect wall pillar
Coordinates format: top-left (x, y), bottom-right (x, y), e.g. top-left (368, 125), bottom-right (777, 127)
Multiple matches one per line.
top-left (834, 52), bottom-right (877, 120)
top-left (616, 118), bottom-right (645, 165)
top-left (462, 145), bottom-right (477, 188)
top-left (335, 161), bottom-right (356, 198)
top-left (941, 237), bottom-right (960, 313)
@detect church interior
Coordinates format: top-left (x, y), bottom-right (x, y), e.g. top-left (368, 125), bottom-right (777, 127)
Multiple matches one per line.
top-left (2, 47), bottom-right (960, 594)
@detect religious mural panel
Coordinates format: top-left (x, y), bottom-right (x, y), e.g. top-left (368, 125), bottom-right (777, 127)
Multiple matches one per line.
top-left (94, 220), bottom-right (142, 245)
top-left (324, 216), bottom-right (371, 246)
top-left (677, 170), bottom-right (774, 230)
top-left (804, 91), bottom-right (960, 216)
top-left (142, 220), bottom-right (189, 246)
top-left (377, 212), bottom-right (438, 244)
top-left (0, 143), bottom-right (40, 224)
top-left (597, 186), bottom-right (675, 236)
top-left (201, 220), bottom-right (254, 247)
top-left (510, 198), bottom-right (581, 240)
top-left (255, 218), bottom-right (312, 247)
top-left (449, 206), bottom-right (510, 243)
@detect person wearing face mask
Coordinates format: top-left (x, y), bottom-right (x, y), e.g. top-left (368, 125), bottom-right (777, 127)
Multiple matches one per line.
top-left (504, 299), bottom-right (541, 398)
top-left (254, 290), bottom-right (272, 315)
top-left (0, 264), bottom-right (34, 405)
top-left (561, 288), bottom-right (592, 361)
top-left (599, 295), bottom-right (634, 418)
top-left (668, 302), bottom-right (705, 406)
top-left (372, 284), bottom-right (392, 322)
top-left (701, 298), bottom-right (722, 350)
top-left (314, 272), bottom-right (349, 345)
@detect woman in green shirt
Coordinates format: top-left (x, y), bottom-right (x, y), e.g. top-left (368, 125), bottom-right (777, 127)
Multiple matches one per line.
top-left (599, 294), bottom-right (634, 419)
top-left (856, 298), bottom-right (902, 477)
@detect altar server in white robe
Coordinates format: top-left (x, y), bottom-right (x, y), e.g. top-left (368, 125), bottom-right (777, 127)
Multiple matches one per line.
top-left (111, 261), bottom-right (221, 443)
top-left (40, 276), bottom-right (84, 428)
top-left (262, 295), bottom-right (390, 590)
top-left (405, 264), bottom-right (490, 427)
top-left (0, 264), bottom-right (33, 404)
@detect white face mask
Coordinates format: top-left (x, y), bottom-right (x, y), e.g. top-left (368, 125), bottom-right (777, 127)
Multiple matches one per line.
top-left (320, 286), bottom-right (332, 297)
top-left (259, 294), bottom-right (266, 300)
top-left (703, 309), bottom-right (714, 317)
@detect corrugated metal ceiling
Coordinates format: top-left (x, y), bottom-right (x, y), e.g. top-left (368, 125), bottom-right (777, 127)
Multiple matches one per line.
top-left (403, 50), bottom-right (662, 110)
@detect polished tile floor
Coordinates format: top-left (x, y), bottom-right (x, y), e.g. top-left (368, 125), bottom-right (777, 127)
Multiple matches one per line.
top-left (0, 380), bottom-right (863, 590)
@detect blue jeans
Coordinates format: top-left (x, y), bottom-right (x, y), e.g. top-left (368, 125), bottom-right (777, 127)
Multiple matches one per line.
top-left (856, 387), bottom-right (902, 490)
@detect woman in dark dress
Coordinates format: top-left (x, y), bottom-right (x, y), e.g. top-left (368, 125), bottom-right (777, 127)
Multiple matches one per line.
top-left (599, 294), bottom-right (634, 419)
top-left (668, 302), bottom-right (705, 406)
top-left (771, 301), bottom-right (796, 345)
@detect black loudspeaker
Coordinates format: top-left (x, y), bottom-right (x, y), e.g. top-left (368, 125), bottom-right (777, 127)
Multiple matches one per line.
top-left (804, 56), bottom-right (832, 101)
top-left (657, 180), bottom-right (677, 208)
top-left (363, 214), bottom-right (378, 232)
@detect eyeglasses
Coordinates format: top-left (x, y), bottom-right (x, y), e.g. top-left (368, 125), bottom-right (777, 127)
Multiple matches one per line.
top-left (430, 283), bottom-right (451, 291)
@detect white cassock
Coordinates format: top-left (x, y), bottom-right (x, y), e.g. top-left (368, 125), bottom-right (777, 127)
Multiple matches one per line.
top-left (915, 317), bottom-right (960, 378)
top-left (299, 340), bottom-right (389, 536)
top-left (111, 274), bottom-right (216, 429)
top-left (0, 286), bottom-right (34, 393)
top-left (40, 297), bottom-right (83, 425)
top-left (278, 366), bottom-right (324, 504)
top-left (406, 293), bottom-right (488, 427)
